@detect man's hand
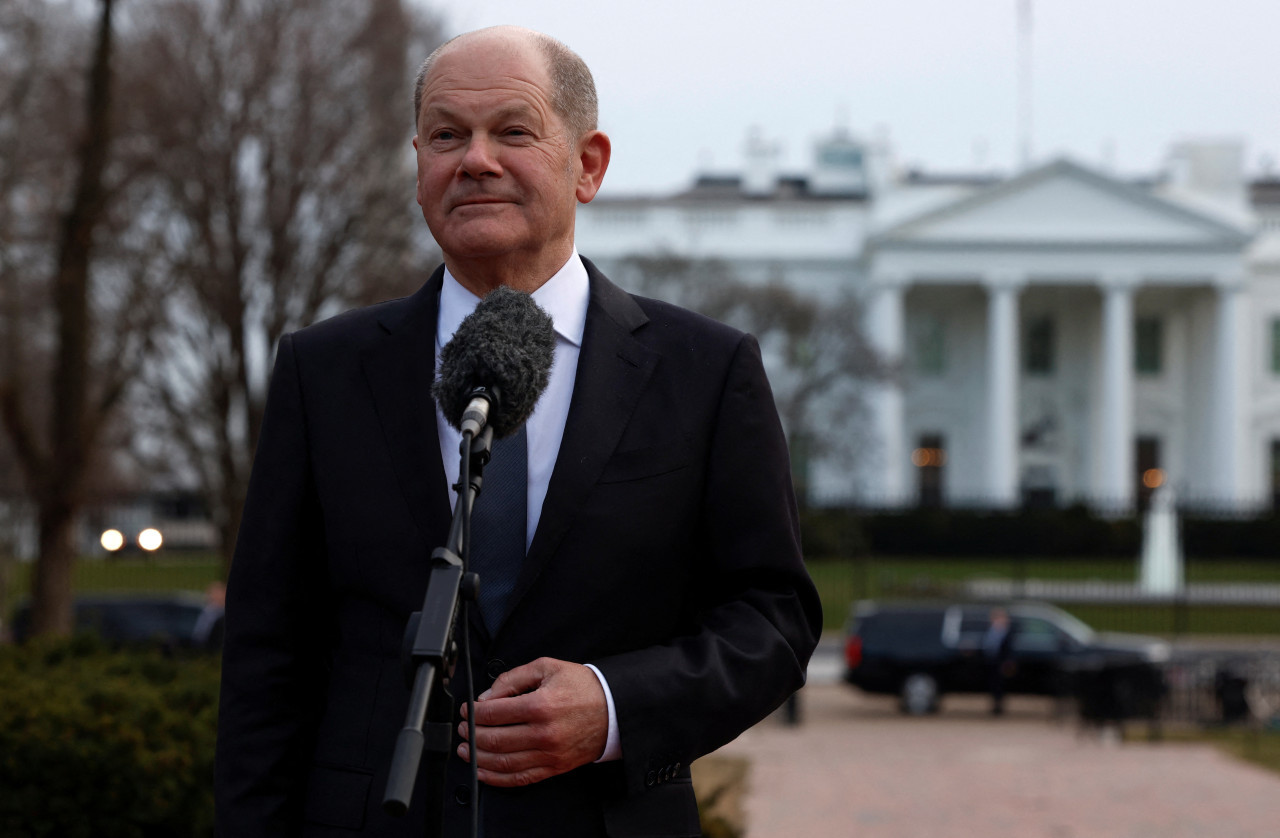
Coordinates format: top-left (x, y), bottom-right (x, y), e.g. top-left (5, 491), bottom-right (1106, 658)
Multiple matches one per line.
top-left (457, 657), bottom-right (609, 788)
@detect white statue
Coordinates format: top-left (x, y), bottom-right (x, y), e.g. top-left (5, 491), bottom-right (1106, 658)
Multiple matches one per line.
top-left (1139, 486), bottom-right (1184, 595)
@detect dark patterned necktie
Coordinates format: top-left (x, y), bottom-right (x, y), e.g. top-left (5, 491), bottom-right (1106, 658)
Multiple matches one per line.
top-left (468, 425), bottom-right (528, 633)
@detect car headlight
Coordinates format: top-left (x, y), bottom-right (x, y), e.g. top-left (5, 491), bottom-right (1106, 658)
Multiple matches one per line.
top-left (138, 528), bottom-right (164, 552)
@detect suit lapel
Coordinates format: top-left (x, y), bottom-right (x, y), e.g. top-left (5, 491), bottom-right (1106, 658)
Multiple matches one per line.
top-left (360, 267), bottom-right (452, 548)
top-left (506, 262), bottom-right (658, 620)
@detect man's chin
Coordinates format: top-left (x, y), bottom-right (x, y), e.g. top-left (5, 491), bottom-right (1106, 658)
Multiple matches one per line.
top-left (438, 230), bottom-right (530, 262)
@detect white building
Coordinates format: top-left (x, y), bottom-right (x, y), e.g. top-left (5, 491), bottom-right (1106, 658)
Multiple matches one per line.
top-left (578, 132), bottom-right (1280, 513)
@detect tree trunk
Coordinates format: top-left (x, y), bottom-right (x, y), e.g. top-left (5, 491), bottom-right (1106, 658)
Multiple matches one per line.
top-left (26, 0), bottom-right (115, 638)
top-left (28, 500), bottom-right (77, 636)
top-left (218, 486), bottom-right (243, 572)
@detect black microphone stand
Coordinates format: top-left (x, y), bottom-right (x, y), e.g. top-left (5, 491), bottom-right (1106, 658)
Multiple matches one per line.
top-left (383, 425), bottom-right (492, 837)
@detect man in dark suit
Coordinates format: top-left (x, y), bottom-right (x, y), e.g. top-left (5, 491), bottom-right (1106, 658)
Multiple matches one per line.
top-left (215, 25), bottom-right (821, 837)
top-left (983, 607), bottom-right (1017, 715)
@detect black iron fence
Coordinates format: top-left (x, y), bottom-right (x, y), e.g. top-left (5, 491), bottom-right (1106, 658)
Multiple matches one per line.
top-left (1162, 647), bottom-right (1280, 727)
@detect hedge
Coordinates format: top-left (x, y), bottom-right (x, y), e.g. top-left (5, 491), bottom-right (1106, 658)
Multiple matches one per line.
top-left (0, 640), bottom-right (739, 838)
top-left (0, 636), bottom-right (220, 838)
top-left (802, 505), bottom-right (1280, 559)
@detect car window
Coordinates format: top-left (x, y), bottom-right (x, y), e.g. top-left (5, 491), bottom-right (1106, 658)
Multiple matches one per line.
top-left (75, 601), bottom-right (201, 643)
top-left (1011, 617), bottom-right (1062, 653)
top-left (856, 612), bottom-right (945, 652)
top-left (956, 614), bottom-right (989, 649)
top-left (1045, 608), bottom-right (1095, 645)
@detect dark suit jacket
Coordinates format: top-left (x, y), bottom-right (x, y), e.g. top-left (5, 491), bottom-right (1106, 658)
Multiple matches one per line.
top-left (215, 259), bottom-right (822, 837)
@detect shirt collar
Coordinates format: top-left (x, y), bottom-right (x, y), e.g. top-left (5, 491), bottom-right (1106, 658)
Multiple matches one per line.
top-left (437, 250), bottom-right (589, 349)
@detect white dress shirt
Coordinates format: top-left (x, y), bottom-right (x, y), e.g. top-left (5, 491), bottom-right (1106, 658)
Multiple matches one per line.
top-left (434, 250), bottom-right (621, 762)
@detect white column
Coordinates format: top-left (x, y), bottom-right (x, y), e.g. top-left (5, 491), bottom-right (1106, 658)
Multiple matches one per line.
top-left (1099, 280), bottom-right (1135, 511)
top-left (865, 280), bottom-right (906, 505)
top-left (1210, 282), bottom-right (1246, 507)
top-left (985, 278), bottom-right (1022, 507)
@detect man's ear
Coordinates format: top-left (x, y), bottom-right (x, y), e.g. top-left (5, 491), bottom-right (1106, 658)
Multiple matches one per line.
top-left (575, 130), bottom-right (611, 203)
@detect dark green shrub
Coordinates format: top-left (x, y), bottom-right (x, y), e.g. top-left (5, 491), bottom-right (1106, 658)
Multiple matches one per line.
top-left (803, 506), bottom-right (1144, 558)
top-left (1183, 514), bottom-right (1280, 558)
top-left (0, 636), bottom-right (219, 838)
top-left (804, 505), bottom-right (1280, 561)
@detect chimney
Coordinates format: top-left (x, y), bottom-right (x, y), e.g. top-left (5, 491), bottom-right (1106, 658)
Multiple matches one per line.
top-left (742, 126), bottom-right (779, 197)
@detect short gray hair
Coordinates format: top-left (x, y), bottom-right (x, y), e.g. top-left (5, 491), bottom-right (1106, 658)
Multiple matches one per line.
top-left (413, 29), bottom-right (598, 140)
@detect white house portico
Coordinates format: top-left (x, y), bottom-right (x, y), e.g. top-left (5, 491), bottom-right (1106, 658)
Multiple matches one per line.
top-left (578, 131), bottom-right (1279, 513)
top-left (865, 160), bottom-right (1254, 511)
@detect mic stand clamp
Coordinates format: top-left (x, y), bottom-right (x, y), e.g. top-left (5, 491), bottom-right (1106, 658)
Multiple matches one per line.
top-left (383, 427), bottom-right (492, 826)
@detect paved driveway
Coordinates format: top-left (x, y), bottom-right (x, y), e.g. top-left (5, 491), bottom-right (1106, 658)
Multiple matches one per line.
top-left (714, 684), bottom-right (1280, 838)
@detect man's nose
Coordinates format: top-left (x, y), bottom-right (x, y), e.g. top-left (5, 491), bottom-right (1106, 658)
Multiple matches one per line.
top-left (459, 134), bottom-right (502, 178)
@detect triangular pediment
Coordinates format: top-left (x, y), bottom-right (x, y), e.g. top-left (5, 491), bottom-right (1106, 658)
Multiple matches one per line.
top-left (875, 159), bottom-right (1250, 249)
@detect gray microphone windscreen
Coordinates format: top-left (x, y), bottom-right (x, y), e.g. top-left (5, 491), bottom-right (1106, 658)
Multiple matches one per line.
top-left (433, 286), bottom-right (556, 438)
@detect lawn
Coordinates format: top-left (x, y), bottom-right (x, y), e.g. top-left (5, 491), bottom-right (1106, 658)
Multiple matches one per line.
top-left (1, 554), bottom-right (224, 619)
top-left (4, 552), bottom-right (1279, 639)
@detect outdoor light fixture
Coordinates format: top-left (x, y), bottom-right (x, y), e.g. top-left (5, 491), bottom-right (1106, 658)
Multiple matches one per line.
top-left (1142, 468), bottom-right (1165, 489)
top-left (100, 529), bottom-right (125, 552)
top-left (911, 447), bottom-right (947, 468)
top-left (138, 528), bottom-right (164, 552)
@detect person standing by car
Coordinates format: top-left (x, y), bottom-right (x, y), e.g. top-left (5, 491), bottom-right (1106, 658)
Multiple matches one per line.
top-left (983, 607), bottom-right (1016, 715)
top-left (192, 581), bottom-right (226, 652)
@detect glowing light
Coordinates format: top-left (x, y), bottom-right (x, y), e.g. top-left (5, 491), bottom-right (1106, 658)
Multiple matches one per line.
top-left (911, 448), bottom-right (948, 468)
top-left (100, 529), bottom-right (125, 552)
top-left (138, 528), bottom-right (164, 552)
top-left (1142, 468), bottom-right (1165, 489)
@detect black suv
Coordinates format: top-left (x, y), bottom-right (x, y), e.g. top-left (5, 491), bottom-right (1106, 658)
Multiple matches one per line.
top-left (843, 600), bottom-right (1169, 715)
top-left (10, 592), bottom-right (211, 651)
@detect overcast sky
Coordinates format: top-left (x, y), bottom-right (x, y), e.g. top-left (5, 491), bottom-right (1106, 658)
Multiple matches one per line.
top-left (425, 0), bottom-right (1279, 197)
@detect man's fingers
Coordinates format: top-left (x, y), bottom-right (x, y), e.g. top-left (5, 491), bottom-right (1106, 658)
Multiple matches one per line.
top-left (455, 742), bottom-right (565, 788)
top-left (480, 658), bottom-right (553, 701)
top-left (457, 742), bottom-right (543, 773)
top-left (454, 656), bottom-right (609, 787)
top-left (464, 691), bottom-right (544, 727)
top-left (460, 717), bottom-right (554, 754)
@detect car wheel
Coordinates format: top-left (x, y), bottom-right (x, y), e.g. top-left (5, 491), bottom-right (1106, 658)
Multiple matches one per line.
top-left (900, 672), bottom-right (939, 715)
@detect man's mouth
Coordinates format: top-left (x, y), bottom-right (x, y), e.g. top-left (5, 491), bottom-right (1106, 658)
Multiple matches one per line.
top-left (453, 196), bottom-right (513, 209)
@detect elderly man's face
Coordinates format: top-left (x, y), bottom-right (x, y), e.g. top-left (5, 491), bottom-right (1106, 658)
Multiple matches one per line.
top-left (413, 36), bottom-right (587, 277)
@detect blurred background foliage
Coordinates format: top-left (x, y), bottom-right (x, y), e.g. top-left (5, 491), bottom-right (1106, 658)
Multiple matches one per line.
top-left (0, 0), bottom-right (444, 637)
top-left (0, 636), bottom-right (221, 838)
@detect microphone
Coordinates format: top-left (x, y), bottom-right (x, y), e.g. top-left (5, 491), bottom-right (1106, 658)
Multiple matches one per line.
top-left (433, 286), bottom-right (556, 439)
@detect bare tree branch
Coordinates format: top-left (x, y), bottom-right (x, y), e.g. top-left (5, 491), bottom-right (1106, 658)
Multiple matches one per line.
top-left (136, 0), bottom-right (443, 566)
top-left (618, 253), bottom-right (892, 504)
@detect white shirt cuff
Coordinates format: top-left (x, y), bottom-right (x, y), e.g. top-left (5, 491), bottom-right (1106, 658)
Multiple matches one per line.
top-left (584, 663), bottom-right (622, 762)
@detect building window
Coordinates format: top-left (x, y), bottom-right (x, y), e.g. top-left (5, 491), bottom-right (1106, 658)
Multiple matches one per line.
top-left (1271, 440), bottom-right (1280, 509)
top-left (1021, 464), bottom-right (1057, 509)
top-left (913, 433), bottom-right (946, 508)
top-left (683, 209), bottom-right (739, 227)
top-left (1024, 315), bottom-right (1055, 376)
top-left (1135, 317), bottom-right (1163, 376)
top-left (912, 314), bottom-right (946, 376)
top-left (1270, 318), bottom-right (1280, 374)
top-left (1136, 436), bottom-right (1161, 511)
top-left (774, 209), bottom-right (831, 226)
